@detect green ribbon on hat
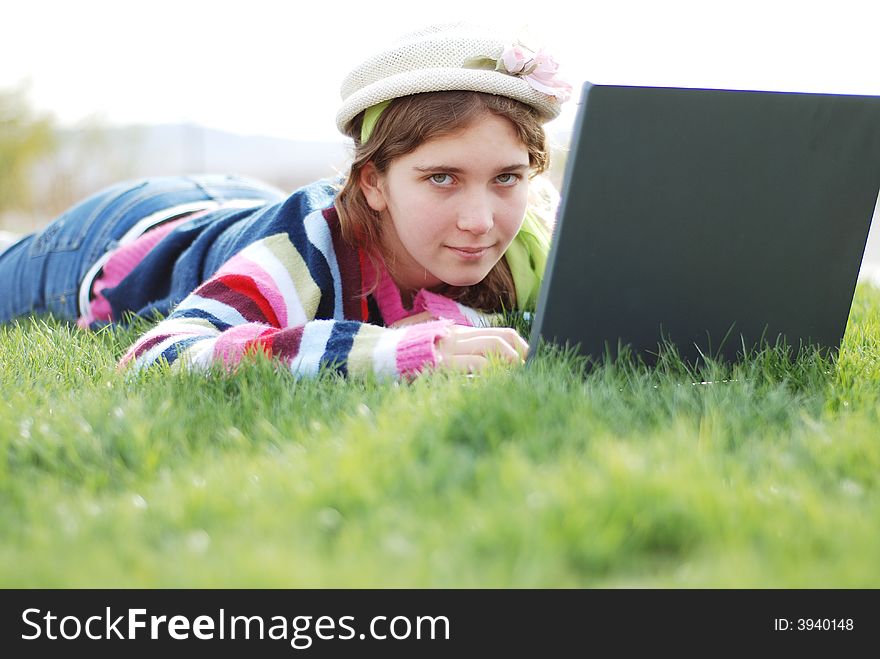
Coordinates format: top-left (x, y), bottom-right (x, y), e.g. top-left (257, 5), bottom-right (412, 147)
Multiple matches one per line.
top-left (361, 100), bottom-right (392, 143)
top-left (358, 100), bottom-right (550, 311)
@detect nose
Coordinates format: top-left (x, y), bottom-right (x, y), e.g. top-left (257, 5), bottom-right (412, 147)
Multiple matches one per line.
top-left (455, 190), bottom-right (494, 235)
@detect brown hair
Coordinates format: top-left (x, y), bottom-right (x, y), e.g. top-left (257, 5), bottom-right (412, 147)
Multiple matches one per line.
top-left (335, 91), bottom-right (549, 313)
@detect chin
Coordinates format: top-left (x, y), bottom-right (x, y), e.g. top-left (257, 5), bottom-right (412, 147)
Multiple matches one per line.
top-left (438, 271), bottom-right (490, 288)
top-left (431, 253), bottom-right (500, 288)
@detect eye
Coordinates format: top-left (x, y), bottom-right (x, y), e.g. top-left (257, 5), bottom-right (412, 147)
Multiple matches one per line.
top-left (496, 173), bottom-right (520, 186)
top-left (429, 173), bottom-right (454, 186)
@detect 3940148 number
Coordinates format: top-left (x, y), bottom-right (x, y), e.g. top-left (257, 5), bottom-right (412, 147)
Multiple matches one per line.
top-left (796, 618), bottom-right (854, 631)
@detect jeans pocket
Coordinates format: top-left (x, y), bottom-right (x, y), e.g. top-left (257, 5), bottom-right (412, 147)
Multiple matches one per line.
top-left (29, 181), bottom-right (149, 257)
top-left (29, 216), bottom-right (68, 256)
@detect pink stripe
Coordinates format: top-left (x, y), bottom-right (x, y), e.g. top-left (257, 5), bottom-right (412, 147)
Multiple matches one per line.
top-left (217, 252), bottom-right (288, 327)
top-left (213, 323), bottom-right (272, 367)
top-left (395, 319), bottom-right (452, 376)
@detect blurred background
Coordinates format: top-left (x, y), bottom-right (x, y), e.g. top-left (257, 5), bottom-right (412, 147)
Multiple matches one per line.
top-left (2, 0), bottom-right (879, 278)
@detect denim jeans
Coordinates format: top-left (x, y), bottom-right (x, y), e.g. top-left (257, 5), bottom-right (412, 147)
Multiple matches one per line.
top-left (0, 175), bottom-right (285, 324)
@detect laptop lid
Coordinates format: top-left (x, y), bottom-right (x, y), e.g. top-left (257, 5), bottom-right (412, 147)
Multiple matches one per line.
top-left (528, 83), bottom-right (880, 366)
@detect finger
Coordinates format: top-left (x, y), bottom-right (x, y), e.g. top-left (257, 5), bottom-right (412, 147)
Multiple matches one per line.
top-left (447, 354), bottom-right (489, 373)
top-left (451, 335), bottom-right (522, 363)
top-left (448, 327), bottom-right (528, 361)
top-left (502, 329), bottom-right (529, 359)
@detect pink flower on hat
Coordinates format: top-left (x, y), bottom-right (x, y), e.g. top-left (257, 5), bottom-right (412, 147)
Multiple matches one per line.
top-left (501, 45), bottom-right (533, 75)
top-left (500, 44), bottom-right (572, 103)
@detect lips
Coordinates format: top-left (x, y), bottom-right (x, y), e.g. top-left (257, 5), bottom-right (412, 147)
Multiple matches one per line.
top-left (446, 244), bottom-right (494, 260)
top-left (449, 246), bottom-right (491, 253)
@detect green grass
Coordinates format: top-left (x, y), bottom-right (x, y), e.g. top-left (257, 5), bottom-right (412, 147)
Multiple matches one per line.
top-left (2, 285), bottom-right (879, 587)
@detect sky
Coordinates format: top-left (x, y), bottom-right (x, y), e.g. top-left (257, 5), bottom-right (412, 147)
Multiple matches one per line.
top-left (1, 0), bottom-right (879, 142)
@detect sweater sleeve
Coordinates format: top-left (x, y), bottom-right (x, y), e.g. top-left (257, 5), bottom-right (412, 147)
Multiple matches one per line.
top-left (118, 233), bottom-right (452, 379)
top-left (410, 289), bottom-right (503, 328)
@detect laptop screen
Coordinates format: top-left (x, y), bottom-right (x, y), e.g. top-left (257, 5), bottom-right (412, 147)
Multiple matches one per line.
top-left (529, 83), bottom-right (880, 365)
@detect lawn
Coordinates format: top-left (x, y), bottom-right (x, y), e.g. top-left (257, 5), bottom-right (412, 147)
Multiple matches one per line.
top-left (1, 284), bottom-right (878, 587)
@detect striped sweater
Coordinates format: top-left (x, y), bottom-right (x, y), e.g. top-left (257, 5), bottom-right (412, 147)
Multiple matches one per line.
top-left (119, 202), bottom-right (494, 379)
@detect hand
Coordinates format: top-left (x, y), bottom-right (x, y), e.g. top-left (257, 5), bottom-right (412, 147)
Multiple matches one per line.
top-left (436, 325), bottom-right (529, 373)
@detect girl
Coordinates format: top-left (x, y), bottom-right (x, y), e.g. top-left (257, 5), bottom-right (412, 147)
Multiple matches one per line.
top-left (0, 23), bottom-right (571, 378)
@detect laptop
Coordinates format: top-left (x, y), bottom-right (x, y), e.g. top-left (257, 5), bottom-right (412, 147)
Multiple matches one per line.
top-left (528, 83), bottom-right (880, 366)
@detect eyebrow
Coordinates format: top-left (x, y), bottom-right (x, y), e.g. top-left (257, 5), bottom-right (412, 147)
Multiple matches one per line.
top-left (413, 164), bottom-right (530, 174)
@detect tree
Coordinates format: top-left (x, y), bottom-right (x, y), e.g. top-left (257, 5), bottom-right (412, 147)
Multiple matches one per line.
top-left (0, 83), bottom-right (56, 212)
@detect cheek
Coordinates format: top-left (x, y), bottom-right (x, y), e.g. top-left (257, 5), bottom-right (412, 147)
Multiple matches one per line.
top-left (391, 196), bottom-right (450, 242)
top-left (498, 192), bottom-right (529, 237)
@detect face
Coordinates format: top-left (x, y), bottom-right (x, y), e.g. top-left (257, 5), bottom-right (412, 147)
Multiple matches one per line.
top-left (360, 113), bottom-right (530, 293)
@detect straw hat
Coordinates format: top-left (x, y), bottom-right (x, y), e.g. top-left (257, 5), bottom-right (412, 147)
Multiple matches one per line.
top-left (336, 23), bottom-right (571, 135)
